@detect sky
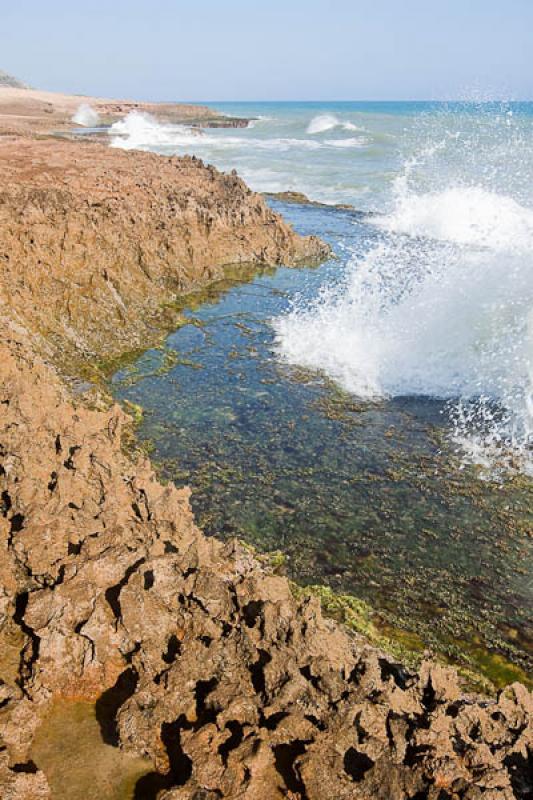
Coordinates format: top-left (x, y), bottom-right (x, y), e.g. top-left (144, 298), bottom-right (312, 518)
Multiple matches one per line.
top-left (1, 0), bottom-right (532, 101)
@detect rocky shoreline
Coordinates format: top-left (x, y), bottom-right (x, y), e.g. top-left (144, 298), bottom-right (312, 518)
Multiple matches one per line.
top-left (0, 86), bottom-right (249, 137)
top-left (0, 128), bottom-right (531, 799)
top-left (0, 138), bottom-right (325, 376)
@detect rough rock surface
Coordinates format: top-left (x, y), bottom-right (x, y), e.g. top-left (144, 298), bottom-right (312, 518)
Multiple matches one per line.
top-left (0, 138), bottom-right (327, 368)
top-left (0, 137), bottom-right (531, 799)
top-left (0, 316), bottom-right (531, 800)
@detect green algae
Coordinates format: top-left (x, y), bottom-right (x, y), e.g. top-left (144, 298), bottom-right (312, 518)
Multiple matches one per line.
top-left (160, 262), bottom-right (279, 316)
top-left (122, 399), bottom-right (144, 426)
top-left (292, 583), bottom-right (531, 694)
top-left (241, 541), bottom-right (529, 694)
top-left (68, 262), bottom-right (284, 390)
top-left (440, 633), bottom-right (533, 692)
top-left (291, 583), bottom-right (426, 671)
top-left (111, 347), bottom-right (204, 390)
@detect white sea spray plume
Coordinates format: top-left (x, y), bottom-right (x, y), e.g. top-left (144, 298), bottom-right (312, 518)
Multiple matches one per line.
top-left (72, 103), bottom-right (100, 127)
top-left (276, 103), bottom-right (533, 475)
top-left (307, 113), bottom-right (363, 134)
top-left (108, 111), bottom-right (198, 150)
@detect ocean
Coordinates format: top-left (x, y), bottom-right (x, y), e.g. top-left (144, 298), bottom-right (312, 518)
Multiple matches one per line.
top-left (108, 101), bottom-right (533, 681)
top-left (111, 100), bottom-right (533, 476)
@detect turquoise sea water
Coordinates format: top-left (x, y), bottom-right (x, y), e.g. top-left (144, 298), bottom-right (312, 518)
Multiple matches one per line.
top-left (110, 99), bottom-right (533, 210)
top-left (107, 101), bottom-right (533, 683)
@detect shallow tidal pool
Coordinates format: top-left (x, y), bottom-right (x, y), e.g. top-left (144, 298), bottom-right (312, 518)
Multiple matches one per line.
top-left (111, 201), bottom-right (532, 689)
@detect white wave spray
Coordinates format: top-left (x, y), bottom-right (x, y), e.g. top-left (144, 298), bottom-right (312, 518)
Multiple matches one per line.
top-left (109, 111), bottom-right (197, 149)
top-left (276, 104), bottom-right (533, 475)
top-left (72, 103), bottom-right (100, 127)
top-left (307, 113), bottom-right (361, 134)
top-left (109, 111), bottom-right (325, 153)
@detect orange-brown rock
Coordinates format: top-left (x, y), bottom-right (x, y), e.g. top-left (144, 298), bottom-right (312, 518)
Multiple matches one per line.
top-left (0, 137), bottom-right (531, 800)
top-left (0, 316), bottom-right (531, 800)
top-left (0, 138), bottom-right (328, 369)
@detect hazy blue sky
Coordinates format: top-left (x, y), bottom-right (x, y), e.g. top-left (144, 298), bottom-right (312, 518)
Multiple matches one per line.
top-left (1, 0), bottom-right (532, 101)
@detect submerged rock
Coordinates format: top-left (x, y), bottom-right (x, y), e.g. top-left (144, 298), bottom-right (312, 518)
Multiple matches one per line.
top-left (265, 190), bottom-right (355, 210)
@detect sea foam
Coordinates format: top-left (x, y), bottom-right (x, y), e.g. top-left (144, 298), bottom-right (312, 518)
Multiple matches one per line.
top-left (325, 136), bottom-right (369, 149)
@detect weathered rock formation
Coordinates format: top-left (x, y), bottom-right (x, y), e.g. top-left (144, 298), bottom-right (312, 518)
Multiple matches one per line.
top-left (0, 137), bottom-right (531, 800)
top-left (0, 139), bottom-right (327, 370)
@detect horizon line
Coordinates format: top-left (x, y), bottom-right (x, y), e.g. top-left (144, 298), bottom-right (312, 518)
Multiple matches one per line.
top-left (171, 98), bottom-right (533, 105)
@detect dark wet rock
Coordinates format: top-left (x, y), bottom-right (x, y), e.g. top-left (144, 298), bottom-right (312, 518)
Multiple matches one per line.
top-left (265, 190), bottom-right (356, 210)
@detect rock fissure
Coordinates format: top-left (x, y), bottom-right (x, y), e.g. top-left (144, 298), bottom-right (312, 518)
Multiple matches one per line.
top-left (12, 592), bottom-right (40, 694)
top-left (105, 558), bottom-right (146, 621)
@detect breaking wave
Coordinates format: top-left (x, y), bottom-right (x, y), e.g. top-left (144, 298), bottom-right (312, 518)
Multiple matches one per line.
top-left (109, 111), bottom-right (324, 153)
top-left (109, 111), bottom-right (369, 162)
top-left (307, 113), bottom-right (361, 134)
top-left (72, 103), bottom-right (100, 127)
top-left (109, 111), bottom-right (198, 149)
top-left (276, 106), bottom-right (533, 475)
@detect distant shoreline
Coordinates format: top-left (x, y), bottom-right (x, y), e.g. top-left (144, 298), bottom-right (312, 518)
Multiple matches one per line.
top-left (0, 85), bottom-right (249, 137)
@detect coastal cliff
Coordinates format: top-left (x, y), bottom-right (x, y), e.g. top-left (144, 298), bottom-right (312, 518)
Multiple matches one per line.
top-left (0, 138), bottom-right (531, 800)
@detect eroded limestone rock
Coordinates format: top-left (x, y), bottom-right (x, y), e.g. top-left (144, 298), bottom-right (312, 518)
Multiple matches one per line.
top-left (0, 139), bottom-right (328, 370)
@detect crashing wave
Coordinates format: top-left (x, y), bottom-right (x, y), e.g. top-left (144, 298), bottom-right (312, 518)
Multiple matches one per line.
top-left (110, 111), bottom-right (322, 153)
top-left (72, 103), bottom-right (100, 127)
top-left (307, 113), bottom-right (362, 134)
top-left (276, 106), bottom-right (533, 475)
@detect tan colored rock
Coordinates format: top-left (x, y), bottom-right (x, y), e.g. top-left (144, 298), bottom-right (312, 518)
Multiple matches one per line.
top-left (0, 138), bottom-right (328, 370)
